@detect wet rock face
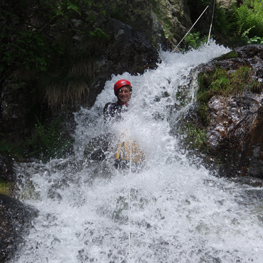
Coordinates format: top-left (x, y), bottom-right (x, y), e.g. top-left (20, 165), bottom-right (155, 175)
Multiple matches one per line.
top-left (235, 45), bottom-right (263, 83)
top-left (196, 45), bottom-right (263, 178)
top-left (207, 95), bottom-right (263, 151)
top-left (207, 94), bottom-right (263, 177)
top-left (152, 0), bottom-right (192, 42)
top-left (0, 154), bottom-right (15, 182)
top-left (0, 0), bottom-right (172, 142)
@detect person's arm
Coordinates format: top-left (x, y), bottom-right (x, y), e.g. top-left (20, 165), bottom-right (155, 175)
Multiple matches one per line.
top-left (103, 102), bottom-right (112, 122)
top-left (103, 102), bottom-right (123, 123)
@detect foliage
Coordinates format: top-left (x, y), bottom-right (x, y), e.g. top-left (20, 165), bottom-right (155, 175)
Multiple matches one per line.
top-left (0, 0), bottom-right (111, 139)
top-left (187, 0), bottom-right (263, 47)
top-left (25, 118), bottom-right (74, 162)
top-left (89, 28), bottom-right (110, 41)
top-left (212, 2), bottom-right (233, 36)
top-left (0, 0), bottom-right (108, 74)
top-left (233, 0), bottom-right (263, 38)
top-left (247, 36), bottom-right (263, 45)
top-left (185, 123), bottom-right (207, 151)
top-left (176, 121), bottom-right (208, 153)
top-left (220, 0), bottom-right (263, 46)
top-left (197, 66), bottom-right (257, 101)
top-left (0, 117), bottom-right (73, 162)
top-left (182, 32), bottom-right (208, 50)
top-left (0, 137), bottom-right (17, 155)
top-left (0, 0), bottom-right (112, 163)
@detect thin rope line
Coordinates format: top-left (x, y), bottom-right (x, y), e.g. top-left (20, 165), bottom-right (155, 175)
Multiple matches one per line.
top-left (207, 0), bottom-right (216, 44)
top-left (128, 140), bottom-right (132, 262)
top-left (128, 185), bottom-right (131, 262)
top-left (173, 5), bottom-right (209, 52)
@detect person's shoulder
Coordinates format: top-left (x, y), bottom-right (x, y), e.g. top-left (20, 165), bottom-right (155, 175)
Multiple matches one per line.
top-left (104, 102), bottom-right (114, 112)
top-left (104, 102), bottom-right (111, 110)
top-left (104, 101), bottom-right (120, 110)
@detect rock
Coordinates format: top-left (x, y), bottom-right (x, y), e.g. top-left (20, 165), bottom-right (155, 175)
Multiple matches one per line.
top-left (0, 194), bottom-right (37, 262)
top-left (217, 0), bottom-right (238, 9)
top-left (151, 0), bottom-right (192, 45)
top-left (102, 0), bottom-right (168, 47)
top-left (193, 45), bottom-right (263, 178)
top-left (207, 95), bottom-right (263, 177)
top-left (0, 154), bottom-right (15, 182)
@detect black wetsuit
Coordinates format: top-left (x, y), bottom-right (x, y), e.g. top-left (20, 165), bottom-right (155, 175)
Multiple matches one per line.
top-left (103, 101), bottom-right (128, 122)
top-left (103, 101), bottom-right (131, 168)
top-left (84, 101), bottom-right (128, 160)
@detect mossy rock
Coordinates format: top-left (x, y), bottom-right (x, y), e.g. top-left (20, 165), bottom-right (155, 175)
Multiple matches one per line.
top-left (197, 90), bottom-right (215, 104)
top-left (213, 51), bottom-right (238, 61)
top-left (0, 180), bottom-right (13, 195)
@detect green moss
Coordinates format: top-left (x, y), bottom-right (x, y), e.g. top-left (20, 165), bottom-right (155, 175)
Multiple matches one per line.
top-left (196, 65), bottom-right (259, 128)
top-left (180, 122), bottom-right (208, 152)
top-left (197, 103), bottom-right (210, 127)
top-left (0, 179), bottom-right (12, 195)
top-left (213, 51), bottom-right (238, 61)
top-left (150, 0), bottom-right (174, 41)
top-left (251, 80), bottom-right (263, 93)
top-left (197, 66), bottom-right (254, 101)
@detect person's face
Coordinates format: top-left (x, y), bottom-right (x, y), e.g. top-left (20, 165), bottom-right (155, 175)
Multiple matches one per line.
top-left (117, 86), bottom-right (131, 103)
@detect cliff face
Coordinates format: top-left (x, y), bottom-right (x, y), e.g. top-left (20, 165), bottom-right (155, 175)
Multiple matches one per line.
top-left (187, 45), bottom-right (263, 180)
top-left (0, 0), bottom-right (191, 144)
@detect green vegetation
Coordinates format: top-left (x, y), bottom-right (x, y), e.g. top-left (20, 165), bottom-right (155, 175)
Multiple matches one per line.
top-left (213, 51), bottom-right (238, 61)
top-left (185, 123), bottom-right (207, 151)
top-left (150, 0), bottom-right (175, 42)
top-left (0, 0), bottom-right (109, 101)
top-left (0, 117), bottom-right (73, 162)
top-left (177, 64), bottom-right (262, 155)
top-left (0, 0), bottom-right (109, 162)
top-left (25, 118), bottom-right (74, 162)
top-left (183, 32), bottom-right (208, 51)
top-left (234, 0), bottom-right (263, 40)
top-left (196, 65), bottom-right (263, 128)
top-left (197, 66), bottom-right (260, 100)
top-left (1, 0), bottom-right (99, 73)
top-left (187, 0), bottom-right (263, 49)
top-left (0, 179), bottom-right (12, 195)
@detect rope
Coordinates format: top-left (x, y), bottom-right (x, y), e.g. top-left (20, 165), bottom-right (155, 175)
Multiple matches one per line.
top-left (173, 5), bottom-right (209, 52)
top-left (128, 185), bottom-right (131, 262)
top-left (128, 138), bottom-right (132, 262)
top-left (207, 0), bottom-right (216, 44)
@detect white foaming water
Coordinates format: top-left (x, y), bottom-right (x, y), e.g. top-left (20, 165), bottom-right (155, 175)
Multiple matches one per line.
top-left (13, 42), bottom-right (263, 263)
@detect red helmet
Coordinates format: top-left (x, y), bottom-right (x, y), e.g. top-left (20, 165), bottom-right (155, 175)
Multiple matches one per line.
top-left (114, 79), bottom-right (132, 95)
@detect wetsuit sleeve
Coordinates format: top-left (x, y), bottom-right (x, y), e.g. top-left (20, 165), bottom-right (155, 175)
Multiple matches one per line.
top-left (103, 103), bottom-right (112, 122)
top-left (103, 102), bottom-right (122, 123)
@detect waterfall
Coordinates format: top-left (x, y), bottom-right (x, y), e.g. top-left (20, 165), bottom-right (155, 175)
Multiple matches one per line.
top-left (13, 42), bottom-right (263, 263)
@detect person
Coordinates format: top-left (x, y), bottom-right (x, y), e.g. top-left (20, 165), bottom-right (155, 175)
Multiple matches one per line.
top-left (103, 79), bottom-right (132, 122)
top-left (84, 79), bottom-right (132, 160)
top-left (85, 79), bottom-right (144, 170)
top-left (103, 79), bottom-right (143, 169)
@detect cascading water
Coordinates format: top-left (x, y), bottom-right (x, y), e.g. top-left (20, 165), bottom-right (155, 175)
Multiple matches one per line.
top-left (12, 42), bottom-right (263, 263)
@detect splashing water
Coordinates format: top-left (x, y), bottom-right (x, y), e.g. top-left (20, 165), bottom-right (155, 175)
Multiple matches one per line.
top-left (13, 42), bottom-right (263, 263)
